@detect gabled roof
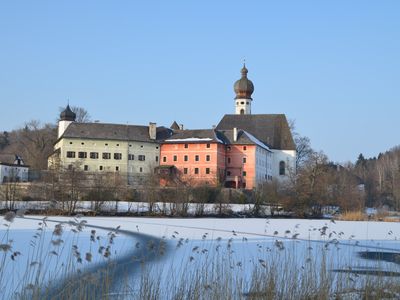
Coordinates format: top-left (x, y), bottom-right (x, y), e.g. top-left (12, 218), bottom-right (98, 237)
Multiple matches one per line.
top-left (164, 129), bottom-right (225, 144)
top-left (60, 122), bottom-right (172, 143)
top-left (218, 129), bottom-right (270, 150)
top-left (216, 114), bottom-right (296, 150)
top-left (170, 121), bottom-right (180, 130)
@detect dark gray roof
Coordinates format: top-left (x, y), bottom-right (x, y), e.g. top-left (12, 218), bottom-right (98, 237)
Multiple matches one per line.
top-left (217, 129), bottom-right (269, 149)
top-left (216, 114), bottom-right (296, 150)
top-left (61, 122), bottom-right (172, 143)
top-left (60, 105), bottom-right (76, 121)
top-left (164, 129), bottom-right (225, 144)
top-left (170, 121), bottom-right (180, 130)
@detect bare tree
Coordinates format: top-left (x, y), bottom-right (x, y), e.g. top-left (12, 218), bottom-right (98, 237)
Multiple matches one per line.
top-left (289, 119), bottom-right (313, 170)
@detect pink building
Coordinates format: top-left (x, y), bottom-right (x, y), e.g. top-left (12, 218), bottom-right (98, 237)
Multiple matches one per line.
top-left (158, 127), bottom-right (273, 189)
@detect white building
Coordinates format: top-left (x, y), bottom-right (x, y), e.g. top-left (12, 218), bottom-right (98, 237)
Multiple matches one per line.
top-left (216, 64), bottom-right (296, 182)
top-left (0, 156), bottom-right (29, 183)
top-left (49, 106), bottom-right (172, 185)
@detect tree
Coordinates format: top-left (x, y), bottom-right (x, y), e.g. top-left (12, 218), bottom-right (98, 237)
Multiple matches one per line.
top-left (288, 119), bottom-right (313, 170)
top-left (11, 120), bottom-right (57, 170)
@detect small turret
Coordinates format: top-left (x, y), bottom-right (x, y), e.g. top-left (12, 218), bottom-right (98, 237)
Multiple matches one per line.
top-left (58, 105), bottom-right (76, 138)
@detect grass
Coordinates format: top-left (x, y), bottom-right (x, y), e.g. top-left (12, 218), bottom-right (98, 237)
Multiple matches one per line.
top-left (1, 212), bottom-right (400, 299)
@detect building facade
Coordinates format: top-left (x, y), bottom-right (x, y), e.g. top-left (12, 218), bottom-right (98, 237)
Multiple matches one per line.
top-left (0, 155), bottom-right (29, 183)
top-left (50, 64), bottom-right (296, 189)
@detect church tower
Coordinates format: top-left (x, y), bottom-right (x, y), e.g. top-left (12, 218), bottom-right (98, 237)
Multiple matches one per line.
top-left (234, 64), bottom-right (254, 115)
top-left (58, 105), bottom-right (76, 138)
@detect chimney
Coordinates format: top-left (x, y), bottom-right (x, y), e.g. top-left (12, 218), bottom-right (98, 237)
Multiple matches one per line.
top-left (149, 122), bottom-right (157, 140)
top-left (233, 127), bottom-right (238, 142)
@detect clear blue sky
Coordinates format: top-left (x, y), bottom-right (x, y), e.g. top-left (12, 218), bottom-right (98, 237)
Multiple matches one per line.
top-left (1, 1), bottom-right (399, 163)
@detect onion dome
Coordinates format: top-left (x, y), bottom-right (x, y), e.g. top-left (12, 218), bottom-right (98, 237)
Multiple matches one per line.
top-left (60, 105), bottom-right (76, 121)
top-left (234, 64), bottom-right (254, 99)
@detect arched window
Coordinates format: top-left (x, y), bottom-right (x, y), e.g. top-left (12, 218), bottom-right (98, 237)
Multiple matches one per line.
top-left (279, 161), bottom-right (286, 176)
top-left (240, 109), bottom-right (244, 115)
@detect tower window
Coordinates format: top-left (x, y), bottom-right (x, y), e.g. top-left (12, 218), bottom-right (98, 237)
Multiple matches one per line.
top-left (155, 156), bottom-right (159, 162)
top-left (240, 109), bottom-right (244, 115)
top-left (246, 102), bottom-right (249, 105)
top-left (243, 146), bottom-right (247, 150)
top-left (240, 101), bottom-right (244, 105)
top-left (279, 161), bottom-right (286, 176)
top-left (139, 167), bottom-right (143, 172)
top-left (227, 157), bottom-right (231, 164)
top-left (99, 166), bottom-right (103, 171)
top-left (243, 171), bottom-right (247, 177)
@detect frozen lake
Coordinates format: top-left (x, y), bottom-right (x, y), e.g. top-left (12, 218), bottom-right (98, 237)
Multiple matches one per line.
top-left (1, 216), bottom-right (400, 299)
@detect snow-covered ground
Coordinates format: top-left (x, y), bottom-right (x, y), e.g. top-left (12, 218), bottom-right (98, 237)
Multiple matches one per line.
top-left (1, 216), bottom-right (400, 299)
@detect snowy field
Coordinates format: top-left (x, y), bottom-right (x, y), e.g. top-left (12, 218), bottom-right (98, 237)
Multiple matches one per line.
top-left (1, 215), bottom-right (400, 299)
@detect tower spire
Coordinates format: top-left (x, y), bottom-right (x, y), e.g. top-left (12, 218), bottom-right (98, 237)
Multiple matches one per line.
top-left (233, 62), bottom-right (254, 115)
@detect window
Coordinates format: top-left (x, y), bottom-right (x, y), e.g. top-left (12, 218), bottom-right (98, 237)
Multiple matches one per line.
top-left (195, 155), bottom-right (199, 162)
top-left (163, 157), bottom-right (167, 162)
top-left (156, 146), bottom-right (159, 149)
top-left (116, 166), bottom-right (119, 171)
top-left (90, 152), bottom-right (99, 159)
top-left (68, 164), bottom-right (73, 170)
top-left (243, 171), bottom-right (247, 177)
top-left (138, 155), bottom-right (145, 161)
top-left (184, 144), bottom-right (188, 148)
top-left (206, 155), bottom-right (210, 162)
top-left (227, 171), bottom-right (231, 176)
top-left (81, 142), bottom-right (85, 145)
top-left (105, 143), bottom-right (108, 146)
top-left (227, 157), bottom-right (231, 164)
top-left (243, 157), bottom-right (246, 164)
top-left (279, 161), bottom-right (286, 176)
top-left (128, 154), bottom-right (134, 160)
top-left (116, 144), bottom-right (119, 146)
top-left (140, 145), bottom-right (143, 148)
top-left (240, 109), bottom-right (244, 115)
top-left (114, 153), bottom-right (122, 160)
top-left (139, 167), bottom-right (143, 172)
top-left (184, 155), bottom-right (188, 162)
top-left (183, 168), bottom-right (188, 174)
top-left (66, 151), bottom-right (75, 158)
top-left (84, 165), bottom-right (88, 171)
top-left (155, 156), bottom-right (159, 162)
top-left (206, 168), bottom-right (210, 174)
top-left (240, 101), bottom-right (244, 105)
top-left (243, 146), bottom-right (247, 151)
top-left (206, 143), bottom-right (210, 148)
top-left (194, 168), bottom-right (199, 175)
top-left (99, 166), bottom-right (103, 171)
top-left (103, 153), bottom-right (111, 159)
top-left (173, 155), bottom-right (177, 162)
top-left (69, 142), bottom-right (73, 145)
top-left (78, 152), bottom-right (87, 159)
